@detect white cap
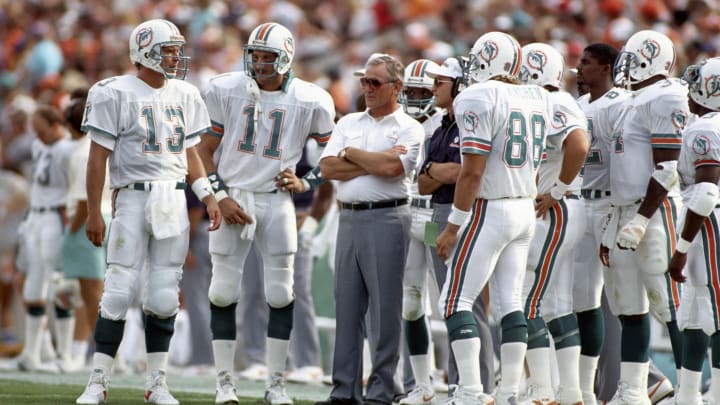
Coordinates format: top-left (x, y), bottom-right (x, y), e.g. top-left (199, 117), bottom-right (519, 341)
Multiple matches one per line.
top-left (353, 53), bottom-right (393, 77)
top-left (426, 57), bottom-right (464, 79)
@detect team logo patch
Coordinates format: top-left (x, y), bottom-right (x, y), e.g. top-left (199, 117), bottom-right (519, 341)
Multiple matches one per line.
top-left (704, 74), bottom-right (720, 99)
top-left (136, 27), bottom-right (153, 51)
top-left (552, 111), bottom-right (567, 129)
top-left (463, 111), bottom-right (479, 132)
top-left (526, 50), bottom-right (547, 73)
top-left (639, 39), bottom-right (660, 65)
top-left (692, 135), bottom-right (711, 155)
top-left (479, 41), bottom-right (499, 64)
top-left (450, 136), bottom-right (460, 148)
top-left (671, 109), bottom-right (688, 130)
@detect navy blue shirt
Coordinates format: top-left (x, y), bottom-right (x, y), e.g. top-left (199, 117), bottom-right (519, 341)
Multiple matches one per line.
top-left (423, 114), bottom-right (460, 204)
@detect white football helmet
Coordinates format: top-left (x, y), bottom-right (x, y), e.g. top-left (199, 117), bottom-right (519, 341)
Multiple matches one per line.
top-left (519, 42), bottom-right (565, 90)
top-left (129, 19), bottom-right (189, 79)
top-left (614, 30), bottom-right (675, 86)
top-left (467, 31), bottom-right (522, 83)
top-left (684, 57), bottom-right (720, 111)
top-left (244, 22), bottom-right (295, 79)
top-left (400, 59), bottom-right (438, 118)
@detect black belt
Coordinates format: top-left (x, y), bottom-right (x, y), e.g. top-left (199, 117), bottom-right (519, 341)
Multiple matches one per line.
top-left (581, 189), bottom-right (611, 200)
top-left (125, 181), bottom-right (187, 191)
top-left (31, 206), bottom-right (64, 213)
top-left (565, 194), bottom-right (581, 200)
top-left (341, 198), bottom-right (408, 211)
top-left (410, 199), bottom-right (434, 209)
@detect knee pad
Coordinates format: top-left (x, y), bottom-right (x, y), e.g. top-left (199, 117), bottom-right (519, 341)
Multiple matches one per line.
top-left (144, 266), bottom-right (181, 318)
top-left (402, 285), bottom-right (424, 321)
top-left (208, 254), bottom-right (243, 307)
top-left (264, 254), bottom-right (294, 309)
top-left (100, 266), bottom-right (137, 320)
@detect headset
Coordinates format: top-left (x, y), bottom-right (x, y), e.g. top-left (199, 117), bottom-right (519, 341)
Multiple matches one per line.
top-left (451, 56), bottom-right (469, 98)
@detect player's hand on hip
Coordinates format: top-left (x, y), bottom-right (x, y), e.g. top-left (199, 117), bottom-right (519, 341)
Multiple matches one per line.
top-left (668, 252), bottom-right (687, 283)
top-left (275, 169), bottom-right (305, 192)
top-left (534, 193), bottom-right (558, 219)
top-left (599, 244), bottom-right (610, 267)
top-left (219, 198), bottom-right (253, 225)
top-left (436, 225), bottom-right (459, 261)
top-left (204, 196), bottom-right (222, 231)
top-left (85, 213), bottom-right (106, 247)
top-left (616, 213), bottom-right (650, 250)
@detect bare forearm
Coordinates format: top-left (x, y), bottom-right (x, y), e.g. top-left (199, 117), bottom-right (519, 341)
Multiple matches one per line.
top-left (558, 130), bottom-right (589, 185)
top-left (453, 171), bottom-right (483, 211)
top-left (186, 146), bottom-right (208, 184)
top-left (637, 178), bottom-right (669, 218)
top-left (345, 147), bottom-right (404, 177)
top-left (418, 173), bottom-right (442, 195)
top-left (310, 182), bottom-right (334, 221)
top-left (428, 162), bottom-right (461, 184)
top-left (320, 157), bottom-right (368, 181)
top-left (70, 201), bottom-right (88, 233)
top-left (86, 144), bottom-right (109, 216)
top-left (197, 135), bottom-right (220, 174)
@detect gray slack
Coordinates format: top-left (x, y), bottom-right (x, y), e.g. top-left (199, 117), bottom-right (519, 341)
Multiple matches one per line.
top-left (331, 205), bottom-right (411, 403)
top-left (431, 203), bottom-right (495, 392)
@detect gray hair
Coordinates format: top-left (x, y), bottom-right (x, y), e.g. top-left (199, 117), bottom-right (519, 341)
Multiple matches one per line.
top-left (366, 53), bottom-right (404, 83)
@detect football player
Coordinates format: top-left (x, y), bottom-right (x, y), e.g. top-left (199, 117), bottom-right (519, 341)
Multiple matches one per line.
top-left (76, 19), bottom-right (220, 405)
top-left (197, 22), bottom-right (335, 405)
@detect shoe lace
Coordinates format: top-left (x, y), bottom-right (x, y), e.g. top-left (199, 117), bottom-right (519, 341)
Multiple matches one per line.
top-left (89, 368), bottom-right (108, 386)
top-left (149, 370), bottom-right (169, 391)
top-left (218, 372), bottom-right (234, 390)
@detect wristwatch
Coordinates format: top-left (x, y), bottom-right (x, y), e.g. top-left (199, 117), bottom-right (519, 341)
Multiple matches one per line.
top-left (338, 147), bottom-right (349, 160)
top-left (424, 161), bottom-right (434, 178)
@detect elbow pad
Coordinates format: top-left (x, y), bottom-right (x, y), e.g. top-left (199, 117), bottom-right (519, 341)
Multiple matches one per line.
top-left (685, 182), bottom-right (719, 217)
top-left (651, 160), bottom-right (679, 191)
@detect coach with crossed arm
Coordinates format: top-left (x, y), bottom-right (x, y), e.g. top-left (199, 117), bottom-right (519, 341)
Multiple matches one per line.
top-left (314, 53), bottom-right (424, 405)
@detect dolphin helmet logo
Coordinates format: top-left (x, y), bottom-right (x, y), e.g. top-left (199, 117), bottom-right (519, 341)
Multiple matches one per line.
top-left (136, 27), bottom-right (153, 51)
top-left (480, 41), bottom-right (499, 64)
top-left (704, 74), bottom-right (720, 98)
top-left (527, 50), bottom-right (547, 74)
top-left (639, 39), bottom-right (660, 65)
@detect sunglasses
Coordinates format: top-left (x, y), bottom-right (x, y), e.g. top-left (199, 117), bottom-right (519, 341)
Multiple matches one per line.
top-left (360, 77), bottom-right (396, 89)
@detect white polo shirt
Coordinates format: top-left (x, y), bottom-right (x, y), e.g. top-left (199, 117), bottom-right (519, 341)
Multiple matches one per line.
top-left (321, 106), bottom-right (425, 203)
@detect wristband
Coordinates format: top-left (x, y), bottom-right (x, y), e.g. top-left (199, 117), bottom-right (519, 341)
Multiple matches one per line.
top-left (550, 180), bottom-right (570, 200)
top-left (207, 171), bottom-right (228, 193)
top-left (425, 161), bottom-right (434, 179)
top-left (448, 205), bottom-right (471, 226)
top-left (215, 190), bottom-right (229, 202)
top-left (191, 177), bottom-right (214, 201)
top-left (300, 179), bottom-right (311, 192)
top-left (676, 237), bottom-right (692, 254)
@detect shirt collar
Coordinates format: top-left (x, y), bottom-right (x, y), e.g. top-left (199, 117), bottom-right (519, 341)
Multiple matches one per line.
top-left (362, 103), bottom-right (404, 123)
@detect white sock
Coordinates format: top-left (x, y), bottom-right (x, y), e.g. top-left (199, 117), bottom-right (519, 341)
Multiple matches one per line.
top-left (212, 340), bottom-right (236, 374)
top-left (72, 340), bottom-right (89, 362)
top-left (147, 352), bottom-right (168, 372)
top-left (23, 314), bottom-right (46, 362)
top-left (92, 352), bottom-right (114, 373)
top-left (525, 347), bottom-right (553, 397)
top-left (266, 337), bottom-right (289, 379)
top-left (55, 317), bottom-right (75, 361)
top-left (579, 354), bottom-right (599, 397)
top-left (711, 368), bottom-right (720, 404)
top-left (677, 368), bottom-right (702, 403)
top-left (555, 346), bottom-right (582, 401)
top-left (499, 342), bottom-right (527, 394)
top-left (451, 337), bottom-right (482, 390)
top-left (620, 361), bottom-right (649, 391)
top-left (409, 353), bottom-right (432, 388)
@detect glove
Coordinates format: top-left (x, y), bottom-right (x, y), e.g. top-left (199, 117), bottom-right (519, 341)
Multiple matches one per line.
top-left (616, 213), bottom-right (650, 250)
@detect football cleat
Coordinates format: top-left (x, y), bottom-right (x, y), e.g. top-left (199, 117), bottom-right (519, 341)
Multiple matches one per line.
top-left (144, 369), bottom-right (179, 405)
top-left (215, 370), bottom-right (239, 404)
top-left (400, 383), bottom-right (437, 405)
top-left (76, 368), bottom-right (108, 404)
top-left (265, 372), bottom-right (293, 405)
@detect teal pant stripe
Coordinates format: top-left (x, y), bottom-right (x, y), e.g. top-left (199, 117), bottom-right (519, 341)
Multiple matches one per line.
top-left (661, 198), bottom-right (681, 318)
top-left (702, 214), bottom-right (720, 331)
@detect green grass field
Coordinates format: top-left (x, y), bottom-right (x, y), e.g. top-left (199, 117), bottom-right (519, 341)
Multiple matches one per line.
top-left (0, 370), bottom-right (327, 405)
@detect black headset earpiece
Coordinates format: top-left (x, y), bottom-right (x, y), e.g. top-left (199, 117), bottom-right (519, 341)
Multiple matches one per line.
top-left (451, 56), bottom-right (468, 98)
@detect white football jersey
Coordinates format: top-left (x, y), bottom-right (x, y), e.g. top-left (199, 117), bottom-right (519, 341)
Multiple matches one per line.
top-left (30, 137), bottom-right (74, 208)
top-left (83, 75), bottom-right (211, 189)
top-left (577, 88), bottom-right (632, 192)
top-left (203, 72), bottom-right (335, 192)
top-left (537, 90), bottom-right (587, 194)
top-left (453, 81), bottom-right (553, 200)
top-left (610, 78), bottom-right (689, 205)
top-left (410, 108), bottom-right (445, 200)
top-left (678, 112), bottom-right (720, 188)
